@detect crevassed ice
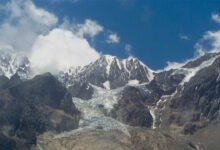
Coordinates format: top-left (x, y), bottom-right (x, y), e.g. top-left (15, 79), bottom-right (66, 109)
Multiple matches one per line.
top-left (71, 85), bottom-right (130, 136)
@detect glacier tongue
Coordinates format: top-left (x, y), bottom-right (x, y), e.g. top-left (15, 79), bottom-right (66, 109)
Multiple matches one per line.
top-left (71, 85), bottom-right (130, 137)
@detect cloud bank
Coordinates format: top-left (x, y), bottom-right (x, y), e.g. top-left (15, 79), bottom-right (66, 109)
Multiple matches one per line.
top-left (0, 0), bottom-right (57, 52)
top-left (164, 13), bottom-right (220, 71)
top-left (180, 35), bottom-right (189, 41)
top-left (24, 1), bottom-right (58, 26)
top-left (194, 13), bottom-right (220, 55)
top-left (76, 19), bottom-right (104, 38)
top-left (107, 32), bottom-right (120, 43)
top-left (0, 0), bottom-right (104, 74)
top-left (30, 28), bottom-right (100, 74)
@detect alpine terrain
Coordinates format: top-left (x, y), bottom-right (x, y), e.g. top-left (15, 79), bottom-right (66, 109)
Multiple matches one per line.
top-left (0, 49), bottom-right (220, 150)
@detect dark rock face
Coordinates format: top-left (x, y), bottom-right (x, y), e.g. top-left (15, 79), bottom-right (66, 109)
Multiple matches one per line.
top-left (144, 69), bottom-right (185, 105)
top-left (0, 133), bottom-right (16, 150)
top-left (68, 82), bottom-right (94, 100)
top-left (183, 52), bottom-right (220, 68)
top-left (159, 57), bottom-right (220, 134)
top-left (3, 73), bottom-right (23, 89)
top-left (0, 73), bottom-right (80, 149)
top-left (111, 86), bottom-right (153, 127)
top-left (172, 57), bottom-right (220, 117)
top-left (0, 76), bottom-right (9, 89)
top-left (1, 52), bottom-right (220, 149)
top-left (10, 73), bottom-right (67, 110)
top-left (152, 70), bottom-right (185, 94)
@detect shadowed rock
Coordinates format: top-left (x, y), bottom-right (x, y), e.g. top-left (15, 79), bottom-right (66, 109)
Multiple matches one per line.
top-left (0, 73), bottom-right (80, 149)
top-left (111, 86), bottom-right (153, 127)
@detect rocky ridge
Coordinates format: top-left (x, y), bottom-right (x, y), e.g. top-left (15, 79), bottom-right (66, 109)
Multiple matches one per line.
top-left (0, 50), bottom-right (220, 149)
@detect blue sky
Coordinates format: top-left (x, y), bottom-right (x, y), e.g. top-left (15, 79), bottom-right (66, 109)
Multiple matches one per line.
top-left (1, 0), bottom-right (220, 72)
top-left (32, 0), bottom-right (220, 69)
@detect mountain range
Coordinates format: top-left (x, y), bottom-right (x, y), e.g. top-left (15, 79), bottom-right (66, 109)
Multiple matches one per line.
top-left (0, 49), bottom-right (219, 150)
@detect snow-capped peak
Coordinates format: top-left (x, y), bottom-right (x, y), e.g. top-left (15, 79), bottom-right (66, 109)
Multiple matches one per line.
top-left (58, 54), bottom-right (155, 89)
top-left (0, 49), bottom-right (31, 79)
top-left (125, 56), bottom-right (154, 81)
top-left (102, 55), bottom-right (116, 62)
top-left (101, 55), bottom-right (117, 75)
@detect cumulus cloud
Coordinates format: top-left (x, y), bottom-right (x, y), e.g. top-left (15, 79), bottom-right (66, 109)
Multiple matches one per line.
top-left (163, 61), bottom-right (186, 71)
top-left (30, 28), bottom-right (100, 74)
top-left (0, 0), bottom-right (104, 75)
top-left (163, 13), bottom-right (220, 71)
top-left (212, 13), bottom-right (220, 24)
top-left (46, 0), bottom-right (79, 3)
top-left (125, 44), bottom-right (132, 55)
top-left (194, 13), bottom-right (220, 55)
top-left (106, 32), bottom-right (120, 43)
top-left (0, 0), bottom-right (57, 52)
top-left (180, 35), bottom-right (189, 40)
top-left (24, 1), bottom-right (58, 26)
top-left (76, 19), bottom-right (103, 38)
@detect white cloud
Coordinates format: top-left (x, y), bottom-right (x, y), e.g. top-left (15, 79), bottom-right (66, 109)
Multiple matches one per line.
top-left (4, 0), bottom-right (23, 18)
top-left (0, 0), bottom-right (104, 75)
top-left (0, 0), bottom-right (57, 52)
top-left (212, 13), bottom-right (220, 24)
top-left (29, 28), bottom-right (100, 74)
top-left (76, 19), bottom-right (103, 38)
top-left (195, 13), bottom-right (220, 54)
top-left (107, 33), bottom-right (120, 43)
top-left (163, 13), bottom-right (220, 72)
top-left (202, 30), bottom-right (220, 52)
top-left (4, 0), bottom-right (58, 26)
top-left (180, 35), bottom-right (189, 40)
top-left (125, 44), bottom-right (132, 55)
top-left (46, 0), bottom-right (79, 3)
top-left (24, 1), bottom-right (58, 26)
top-left (163, 61), bottom-right (186, 71)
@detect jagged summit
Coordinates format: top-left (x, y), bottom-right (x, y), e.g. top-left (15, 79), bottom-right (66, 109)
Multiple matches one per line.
top-left (0, 50), bottom-right (154, 89)
top-left (0, 51), bottom-right (220, 149)
top-left (59, 54), bottom-right (154, 89)
top-left (0, 49), bottom-right (31, 79)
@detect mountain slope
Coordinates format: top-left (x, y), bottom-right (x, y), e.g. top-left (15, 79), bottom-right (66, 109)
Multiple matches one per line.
top-left (0, 73), bottom-right (80, 149)
top-left (0, 49), bottom-right (31, 79)
top-left (48, 52), bottom-right (220, 150)
top-left (0, 51), bottom-right (220, 149)
top-left (58, 55), bottom-right (154, 90)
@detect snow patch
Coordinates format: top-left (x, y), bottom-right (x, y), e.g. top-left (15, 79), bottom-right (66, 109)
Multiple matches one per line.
top-left (148, 106), bottom-right (156, 129)
top-left (122, 59), bottom-right (130, 76)
top-left (116, 59), bottom-right (122, 70)
top-left (146, 68), bottom-right (154, 82)
top-left (180, 55), bottom-right (220, 85)
top-left (103, 80), bottom-right (110, 90)
top-left (127, 80), bottom-right (139, 85)
top-left (104, 55), bottom-right (115, 76)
